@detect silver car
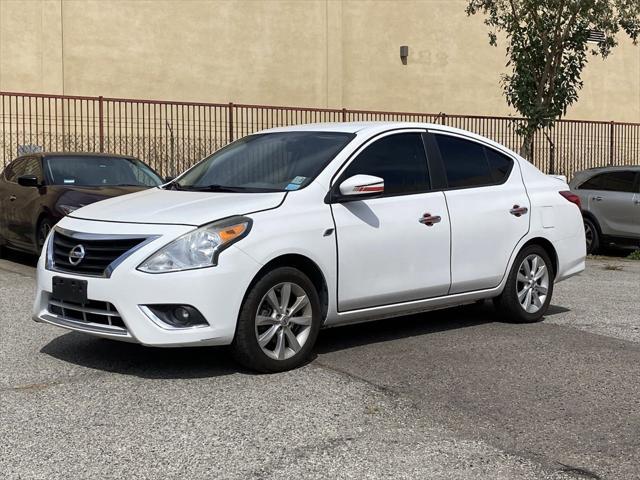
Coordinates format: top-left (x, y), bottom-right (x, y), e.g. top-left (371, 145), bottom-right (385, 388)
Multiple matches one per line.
top-left (570, 166), bottom-right (640, 253)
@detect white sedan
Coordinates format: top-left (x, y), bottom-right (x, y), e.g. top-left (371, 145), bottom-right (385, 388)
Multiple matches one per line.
top-left (33, 123), bottom-right (586, 372)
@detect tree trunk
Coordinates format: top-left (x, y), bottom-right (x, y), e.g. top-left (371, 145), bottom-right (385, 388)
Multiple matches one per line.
top-left (519, 133), bottom-right (534, 160)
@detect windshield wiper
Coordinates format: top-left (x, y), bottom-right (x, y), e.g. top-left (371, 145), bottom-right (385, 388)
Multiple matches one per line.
top-left (175, 184), bottom-right (249, 192)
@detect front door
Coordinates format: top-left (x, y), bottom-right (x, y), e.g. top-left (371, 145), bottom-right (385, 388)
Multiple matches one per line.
top-left (331, 131), bottom-right (451, 311)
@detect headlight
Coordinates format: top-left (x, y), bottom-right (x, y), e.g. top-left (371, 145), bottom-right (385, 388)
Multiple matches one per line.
top-left (58, 204), bottom-right (80, 215)
top-left (137, 216), bottom-right (252, 273)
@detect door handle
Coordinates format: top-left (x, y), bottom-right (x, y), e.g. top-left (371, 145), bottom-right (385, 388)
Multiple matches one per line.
top-left (419, 213), bottom-right (441, 226)
top-left (593, 196), bottom-right (603, 201)
top-left (9, 195), bottom-right (16, 202)
top-left (509, 205), bottom-right (528, 217)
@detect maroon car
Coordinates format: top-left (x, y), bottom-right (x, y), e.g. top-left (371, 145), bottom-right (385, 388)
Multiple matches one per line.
top-left (0, 152), bottom-right (164, 255)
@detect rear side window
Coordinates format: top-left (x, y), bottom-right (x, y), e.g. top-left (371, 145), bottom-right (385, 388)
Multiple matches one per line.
top-left (435, 135), bottom-right (493, 188)
top-left (341, 133), bottom-right (430, 195)
top-left (578, 171), bottom-right (637, 193)
top-left (485, 147), bottom-right (514, 183)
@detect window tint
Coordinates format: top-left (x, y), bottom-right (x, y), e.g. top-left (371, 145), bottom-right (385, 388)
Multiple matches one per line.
top-left (485, 147), bottom-right (513, 183)
top-left (579, 171), bottom-right (636, 193)
top-left (435, 135), bottom-right (493, 188)
top-left (341, 133), bottom-right (429, 195)
top-left (2, 162), bottom-right (17, 182)
top-left (178, 132), bottom-right (354, 192)
top-left (5, 157), bottom-right (42, 182)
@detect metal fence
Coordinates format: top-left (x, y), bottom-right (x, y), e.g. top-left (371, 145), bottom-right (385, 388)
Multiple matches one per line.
top-left (1, 91), bottom-right (639, 178)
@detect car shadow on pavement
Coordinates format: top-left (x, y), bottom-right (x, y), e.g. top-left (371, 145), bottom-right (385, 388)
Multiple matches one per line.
top-left (1, 248), bottom-right (38, 267)
top-left (40, 301), bottom-right (572, 378)
top-left (40, 332), bottom-right (243, 379)
top-left (315, 301), bottom-right (571, 354)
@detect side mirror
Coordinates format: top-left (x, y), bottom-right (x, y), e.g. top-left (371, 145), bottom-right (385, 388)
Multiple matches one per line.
top-left (17, 175), bottom-right (41, 187)
top-left (337, 174), bottom-right (384, 199)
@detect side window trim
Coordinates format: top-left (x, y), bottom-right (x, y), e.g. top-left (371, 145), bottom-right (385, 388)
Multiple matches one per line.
top-left (330, 128), bottom-right (432, 199)
top-left (426, 130), bottom-right (516, 191)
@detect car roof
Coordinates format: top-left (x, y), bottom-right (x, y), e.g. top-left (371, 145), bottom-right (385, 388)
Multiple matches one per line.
top-left (261, 121), bottom-right (451, 134)
top-left (573, 165), bottom-right (640, 174)
top-left (14, 152), bottom-right (138, 161)
top-left (259, 121), bottom-right (524, 160)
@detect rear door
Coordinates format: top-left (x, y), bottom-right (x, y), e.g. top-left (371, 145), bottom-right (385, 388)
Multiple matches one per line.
top-left (331, 130), bottom-right (451, 311)
top-left (578, 171), bottom-right (639, 238)
top-left (429, 131), bottom-right (530, 294)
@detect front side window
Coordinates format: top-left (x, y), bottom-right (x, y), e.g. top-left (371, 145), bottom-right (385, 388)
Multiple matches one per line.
top-left (435, 135), bottom-right (495, 188)
top-left (6, 157), bottom-right (42, 182)
top-left (175, 132), bottom-right (355, 192)
top-left (340, 133), bottom-right (430, 195)
top-left (44, 156), bottom-right (163, 187)
top-left (578, 171), bottom-right (637, 193)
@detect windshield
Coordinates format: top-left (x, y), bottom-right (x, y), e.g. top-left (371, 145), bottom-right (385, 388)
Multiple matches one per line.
top-left (44, 156), bottom-right (163, 187)
top-left (173, 131), bottom-right (355, 192)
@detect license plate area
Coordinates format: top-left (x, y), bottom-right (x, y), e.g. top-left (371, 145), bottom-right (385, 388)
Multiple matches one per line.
top-left (52, 276), bottom-right (88, 304)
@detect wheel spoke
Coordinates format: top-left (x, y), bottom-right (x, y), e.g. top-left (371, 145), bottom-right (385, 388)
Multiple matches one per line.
top-left (284, 327), bottom-right (301, 352)
top-left (517, 273), bottom-right (528, 283)
top-left (256, 315), bottom-right (278, 326)
top-left (524, 288), bottom-right (533, 309)
top-left (536, 285), bottom-right (548, 295)
top-left (288, 295), bottom-right (309, 316)
top-left (289, 315), bottom-right (312, 326)
top-left (258, 325), bottom-right (279, 347)
top-left (534, 265), bottom-right (546, 281)
top-left (279, 283), bottom-right (292, 312)
top-left (522, 259), bottom-right (531, 276)
top-left (532, 291), bottom-right (542, 309)
top-left (275, 329), bottom-right (286, 360)
top-left (530, 256), bottom-right (538, 276)
top-left (266, 289), bottom-right (283, 314)
top-left (518, 287), bottom-right (529, 302)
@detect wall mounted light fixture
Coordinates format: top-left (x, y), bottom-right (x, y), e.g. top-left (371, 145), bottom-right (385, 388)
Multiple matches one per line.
top-left (400, 45), bottom-right (409, 65)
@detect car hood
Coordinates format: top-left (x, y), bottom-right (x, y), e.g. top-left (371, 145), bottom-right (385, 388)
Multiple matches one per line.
top-left (50, 185), bottom-right (147, 207)
top-left (68, 187), bottom-right (286, 226)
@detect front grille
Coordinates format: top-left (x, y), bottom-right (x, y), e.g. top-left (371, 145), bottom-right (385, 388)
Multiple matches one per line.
top-left (48, 296), bottom-right (127, 332)
top-left (52, 230), bottom-right (146, 276)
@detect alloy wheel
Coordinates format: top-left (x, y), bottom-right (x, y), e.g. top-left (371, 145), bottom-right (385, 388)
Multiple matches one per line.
top-left (584, 220), bottom-right (594, 252)
top-left (255, 282), bottom-right (313, 361)
top-left (516, 254), bottom-right (550, 314)
top-left (37, 221), bottom-right (52, 251)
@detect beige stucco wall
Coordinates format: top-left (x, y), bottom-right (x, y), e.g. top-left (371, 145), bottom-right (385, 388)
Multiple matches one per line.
top-left (1, 0), bottom-right (639, 122)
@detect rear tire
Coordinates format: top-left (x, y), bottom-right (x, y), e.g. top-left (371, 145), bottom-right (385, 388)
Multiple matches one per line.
top-left (583, 217), bottom-right (599, 255)
top-left (232, 267), bottom-right (322, 373)
top-left (494, 245), bottom-right (554, 323)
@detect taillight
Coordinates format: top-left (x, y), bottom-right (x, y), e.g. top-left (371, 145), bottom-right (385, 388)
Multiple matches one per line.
top-left (560, 191), bottom-right (582, 210)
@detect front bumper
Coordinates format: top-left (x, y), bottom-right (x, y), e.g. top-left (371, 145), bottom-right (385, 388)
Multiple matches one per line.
top-left (32, 217), bottom-right (262, 347)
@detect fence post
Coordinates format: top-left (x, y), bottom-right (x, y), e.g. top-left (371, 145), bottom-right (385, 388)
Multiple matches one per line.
top-left (341, 108), bottom-right (347, 122)
top-left (609, 121), bottom-right (615, 165)
top-left (98, 96), bottom-right (104, 152)
top-left (228, 102), bottom-right (234, 142)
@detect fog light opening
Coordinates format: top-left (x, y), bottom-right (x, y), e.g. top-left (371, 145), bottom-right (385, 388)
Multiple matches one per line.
top-left (144, 305), bottom-right (209, 329)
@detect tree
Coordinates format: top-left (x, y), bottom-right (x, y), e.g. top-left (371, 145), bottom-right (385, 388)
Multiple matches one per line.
top-left (466, 0), bottom-right (640, 158)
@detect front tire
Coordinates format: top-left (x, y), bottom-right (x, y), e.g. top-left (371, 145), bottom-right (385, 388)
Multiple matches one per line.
top-left (36, 217), bottom-right (54, 254)
top-left (232, 267), bottom-right (322, 373)
top-left (494, 245), bottom-right (554, 323)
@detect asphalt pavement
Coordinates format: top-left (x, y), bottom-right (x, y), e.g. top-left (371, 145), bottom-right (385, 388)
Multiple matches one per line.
top-left (1, 251), bottom-right (638, 479)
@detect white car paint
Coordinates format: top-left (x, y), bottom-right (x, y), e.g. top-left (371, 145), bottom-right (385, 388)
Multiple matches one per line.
top-left (33, 122), bottom-right (586, 350)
